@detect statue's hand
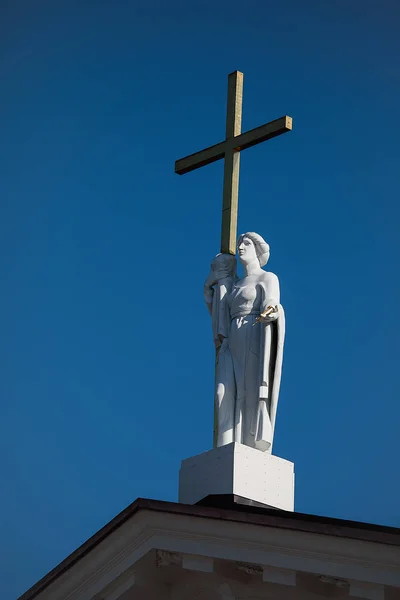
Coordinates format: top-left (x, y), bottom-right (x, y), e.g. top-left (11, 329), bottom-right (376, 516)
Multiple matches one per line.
top-left (259, 312), bottom-right (278, 323)
top-left (205, 268), bottom-right (232, 288)
top-left (206, 253), bottom-right (236, 288)
top-left (214, 267), bottom-right (232, 281)
top-left (258, 306), bottom-right (279, 324)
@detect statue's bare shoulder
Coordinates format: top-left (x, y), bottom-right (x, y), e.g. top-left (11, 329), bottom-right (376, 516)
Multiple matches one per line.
top-left (258, 270), bottom-right (279, 285)
top-left (257, 271), bottom-right (280, 302)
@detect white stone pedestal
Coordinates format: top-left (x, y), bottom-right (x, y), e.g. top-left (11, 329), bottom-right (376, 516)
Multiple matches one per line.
top-left (179, 442), bottom-right (294, 511)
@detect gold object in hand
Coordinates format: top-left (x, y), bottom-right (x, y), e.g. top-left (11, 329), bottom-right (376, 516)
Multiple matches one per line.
top-left (253, 305), bottom-right (277, 326)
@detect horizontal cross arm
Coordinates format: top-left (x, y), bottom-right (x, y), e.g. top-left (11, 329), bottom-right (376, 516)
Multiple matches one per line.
top-left (175, 140), bottom-right (227, 175)
top-left (175, 115), bottom-right (292, 176)
top-left (232, 115), bottom-right (292, 152)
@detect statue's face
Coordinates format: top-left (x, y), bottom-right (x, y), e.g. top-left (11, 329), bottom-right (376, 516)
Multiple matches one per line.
top-left (238, 236), bottom-right (257, 264)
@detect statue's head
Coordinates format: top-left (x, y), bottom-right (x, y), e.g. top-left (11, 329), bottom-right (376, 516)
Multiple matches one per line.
top-left (237, 232), bottom-right (270, 267)
top-left (211, 253), bottom-right (236, 276)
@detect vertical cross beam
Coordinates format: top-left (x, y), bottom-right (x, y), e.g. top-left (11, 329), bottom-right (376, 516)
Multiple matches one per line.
top-left (175, 71), bottom-right (292, 259)
top-left (221, 71), bottom-right (243, 255)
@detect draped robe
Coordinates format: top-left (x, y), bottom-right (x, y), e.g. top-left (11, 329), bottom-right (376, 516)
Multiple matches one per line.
top-left (207, 271), bottom-right (285, 453)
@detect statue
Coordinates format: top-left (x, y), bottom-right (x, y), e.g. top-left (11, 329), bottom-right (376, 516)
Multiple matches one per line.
top-left (177, 72), bottom-right (294, 509)
top-left (204, 232), bottom-right (285, 453)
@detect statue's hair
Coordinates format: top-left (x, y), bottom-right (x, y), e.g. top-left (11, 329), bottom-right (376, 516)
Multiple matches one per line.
top-left (238, 232), bottom-right (270, 267)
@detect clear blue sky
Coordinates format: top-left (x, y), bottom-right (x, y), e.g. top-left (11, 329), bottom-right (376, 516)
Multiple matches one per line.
top-left (1, 1), bottom-right (399, 597)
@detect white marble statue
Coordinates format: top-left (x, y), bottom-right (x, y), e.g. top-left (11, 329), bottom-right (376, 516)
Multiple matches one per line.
top-left (204, 232), bottom-right (285, 453)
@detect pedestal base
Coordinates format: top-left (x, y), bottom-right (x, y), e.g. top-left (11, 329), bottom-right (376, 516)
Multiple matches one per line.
top-left (179, 442), bottom-right (294, 512)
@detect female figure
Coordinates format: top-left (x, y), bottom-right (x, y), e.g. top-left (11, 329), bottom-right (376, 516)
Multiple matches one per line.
top-left (204, 232), bottom-right (285, 453)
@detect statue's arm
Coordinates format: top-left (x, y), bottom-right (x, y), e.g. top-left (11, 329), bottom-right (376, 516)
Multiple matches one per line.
top-left (204, 272), bottom-right (215, 316)
top-left (259, 273), bottom-right (281, 322)
top-left (205, 254), bottom-right (236, 318)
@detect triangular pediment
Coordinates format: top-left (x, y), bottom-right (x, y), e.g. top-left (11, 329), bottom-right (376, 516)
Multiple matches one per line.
top-left (19, 499), bottom-right (400, 600)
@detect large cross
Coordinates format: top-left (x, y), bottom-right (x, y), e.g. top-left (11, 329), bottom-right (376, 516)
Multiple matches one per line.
top-left (175, 71), bottom-right (292, 255)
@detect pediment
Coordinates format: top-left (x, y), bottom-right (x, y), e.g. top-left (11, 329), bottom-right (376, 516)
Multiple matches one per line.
top-left (19, 500), bottom-right (400, 600)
